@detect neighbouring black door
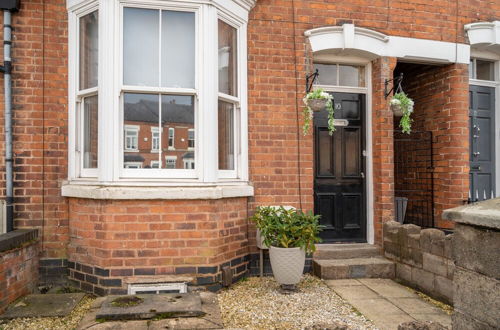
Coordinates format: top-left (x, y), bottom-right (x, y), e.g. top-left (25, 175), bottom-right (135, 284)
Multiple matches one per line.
top-left (314, 92), bottom-right (366, 243)
top-left (469, 85), bottom-right (496, 202)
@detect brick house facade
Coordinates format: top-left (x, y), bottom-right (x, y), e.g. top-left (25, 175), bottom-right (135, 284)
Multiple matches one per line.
top-left (0, 0), bottom-right (498, 297)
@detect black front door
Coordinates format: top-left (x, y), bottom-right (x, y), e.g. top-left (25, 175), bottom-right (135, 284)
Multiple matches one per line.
top-left (469, 85), bottom-right (496, 201)
top-left (314, 92), bottom-right (366, 243)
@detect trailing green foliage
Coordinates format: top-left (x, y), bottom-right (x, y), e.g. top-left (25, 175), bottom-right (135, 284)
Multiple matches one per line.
top-left (251, 206), bottom-right (323, 254)
top-left (303, 88), bottom-right (335, 136)
top-left (391, 92), bottom-right (414, 134)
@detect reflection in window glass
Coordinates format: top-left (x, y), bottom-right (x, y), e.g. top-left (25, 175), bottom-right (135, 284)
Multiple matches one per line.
top-left (162, 11), bottom-right (195, 88)
top-left (313, 63), bottom-right (338, 86)
top-left (123, 93), bottom-right (158, 168)
top-left (476, 60), bottom-right (495, 81)
top-left (123, 94), bottom-right (195, 170)
top-left (469, 59), bottom-right (474, 79)
top-left (123, 8), bottom-right (159, 86)
top-left (218, 100), bottom-right (234, 170)
top-left (339, 65), bottom-right (365, 87)
top-left (218, 20), bottom-right (238, 96)
top-left (83, 95), bottom-right (98, 169)
top-left (188, 129), bottom-right (195, 149)
top-left (161, 95), bottom-right (195, 169)
top-left (79, 11), bottom-right (98, 90)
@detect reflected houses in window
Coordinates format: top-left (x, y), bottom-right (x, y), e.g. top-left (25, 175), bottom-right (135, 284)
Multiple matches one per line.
top-left (123, 94), bottom-right (195, 169)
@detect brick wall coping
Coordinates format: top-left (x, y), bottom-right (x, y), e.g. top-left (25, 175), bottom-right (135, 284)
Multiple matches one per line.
top-left (443, 198), bottom-right (500, 230)
top-left (61, 183), bottom-right (254, 200)
top-left (0, 229), bottom-right (38, 253)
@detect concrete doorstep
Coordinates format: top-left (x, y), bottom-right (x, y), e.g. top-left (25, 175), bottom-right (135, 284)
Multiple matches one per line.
top-left (0, 293), bottom-right (85, 319)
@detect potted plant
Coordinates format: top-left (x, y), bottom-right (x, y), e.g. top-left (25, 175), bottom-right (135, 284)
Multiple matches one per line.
top-left (252, 206), bottom-right (323, 286)
top-left (390, 92), bottom-right (414, 134)
top-left (303, 88), bottom-right (335, 136)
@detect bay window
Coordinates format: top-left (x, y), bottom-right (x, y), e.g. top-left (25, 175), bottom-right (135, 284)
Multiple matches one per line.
top-left (66, 0), bottom-right (251, 193)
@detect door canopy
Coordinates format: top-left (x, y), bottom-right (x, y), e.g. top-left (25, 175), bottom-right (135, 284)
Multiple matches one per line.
top-left (465, 21), bottom-right (500, 55)
top-left (305, 24), bottom-right (470, 65)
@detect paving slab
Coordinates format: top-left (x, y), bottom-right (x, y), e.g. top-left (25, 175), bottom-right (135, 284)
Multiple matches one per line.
top-left (0, 293), bottom-right (85, 319)
top-left (387, 297), bottom-right (443, 315)
top-left (370, 313), bottom-right (416, 330)
top-left (331, 285), bottom-right (379, 300)
top-left (324, 279), bottom-right (363, 288)
top-left (358, 278), bottom-right (416, 298)
top-left (349, 298), bottom-right (406, 317)
top-left (96, 293), bottom-right (205, 321)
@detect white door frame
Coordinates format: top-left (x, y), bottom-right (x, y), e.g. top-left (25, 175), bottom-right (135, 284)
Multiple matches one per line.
top-left (311, 55), bottom-right (374, 244)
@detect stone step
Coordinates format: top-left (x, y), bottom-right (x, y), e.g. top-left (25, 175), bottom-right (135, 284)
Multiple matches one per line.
top-left (313, 257), bottom-right (395, 280)
top-left (313, 244), bottom-right (382, 260)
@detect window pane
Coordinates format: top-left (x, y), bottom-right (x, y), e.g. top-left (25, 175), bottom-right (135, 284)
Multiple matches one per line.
top-left (123, 93), bottom-right (159, 169)
top-left (161, 11), bottom-right (195, 88)
top-left (83, 95), bottom-right (98, 168)
top-left (476, 60), bottom-right (495, 81)
top-left (123, 8), bottom-right (159, 86)
top-left (79, 11), bottom-right (98, 90)
top-left (161, 95), bottom-right (195, 169)
top-left (218, 20), bottom-right (238, 96)
top-left (218, 100), bottom-right (234, 170)
top-left (314, 63), bottom-right (337, 86)
top-left (339, 65), bottom-right (365, 87)
top-left (469, 59), bottom-right (474, 79)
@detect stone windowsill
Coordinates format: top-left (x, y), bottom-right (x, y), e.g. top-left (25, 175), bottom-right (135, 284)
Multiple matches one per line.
top-left (61, 182), bottom-right (254, 200)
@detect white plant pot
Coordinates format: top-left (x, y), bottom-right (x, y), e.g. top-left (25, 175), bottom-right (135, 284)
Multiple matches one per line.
top-left (256, 229), bottom-right (268, 249)
top-left (269, 246), bottom-right (306, 285)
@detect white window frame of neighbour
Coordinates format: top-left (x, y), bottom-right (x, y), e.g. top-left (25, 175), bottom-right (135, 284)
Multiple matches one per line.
top-left (165, 156), bottom-right (177, 169)
top-left (66, 0), bottom-right (252, 196)
top-left (188, 128), bottom-right (195, 150)
top-left (151, 127), bottom-right (160, 152)
top-left (124, 162), bottom-right (142, 169)
top-left (168, 127), bottom-right (175, 150)
top-left (124, 125), bottom-right (139, 151)
top-left (150, 160), bottom-right (160, 168)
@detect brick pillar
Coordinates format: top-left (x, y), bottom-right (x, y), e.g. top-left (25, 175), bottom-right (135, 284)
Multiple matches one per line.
top-left (372, 57), bottom-right (397, 244)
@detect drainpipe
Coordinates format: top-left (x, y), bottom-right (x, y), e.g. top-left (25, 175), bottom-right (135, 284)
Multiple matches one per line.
top-left (0, 2), bottom-right (20, 232)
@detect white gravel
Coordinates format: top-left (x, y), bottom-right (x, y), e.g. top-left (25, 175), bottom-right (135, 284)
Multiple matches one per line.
top-left (218, 275), bottom-right (378, 330)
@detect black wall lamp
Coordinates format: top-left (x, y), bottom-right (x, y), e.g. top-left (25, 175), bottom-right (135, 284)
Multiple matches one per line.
top-left (385, 73), bottom-right (404, 99)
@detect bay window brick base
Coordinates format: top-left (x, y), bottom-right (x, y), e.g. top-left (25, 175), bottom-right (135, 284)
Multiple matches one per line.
top-left (67, 197), bottom-right (249, 294)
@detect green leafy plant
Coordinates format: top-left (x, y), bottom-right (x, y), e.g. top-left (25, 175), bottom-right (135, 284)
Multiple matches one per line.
top-left (303, 88), bottom-right (335, 136)
top-left (251, 206), bottom-right (323, 254)
top-left (390, 92), bottom-right (414, 134)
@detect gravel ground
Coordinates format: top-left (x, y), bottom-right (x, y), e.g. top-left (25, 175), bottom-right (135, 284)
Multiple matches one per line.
top-left (0, 295), bottom-right (95, 330)
top-left (218, 275), bottom-right (378, 330)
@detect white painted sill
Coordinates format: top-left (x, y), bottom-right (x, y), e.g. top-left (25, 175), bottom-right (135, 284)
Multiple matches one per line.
top-left (61, 182), bottom-right (254, 200)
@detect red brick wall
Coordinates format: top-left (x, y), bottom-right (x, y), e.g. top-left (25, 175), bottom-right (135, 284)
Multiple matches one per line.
top-left (397, 63), bottom-right (470, 228)
top-left (0, 241), bottom-right (39, 313)
top-left (371, 57), bottom-right (397, 243)
top-left (67, 198), bottom-right (248, 294)
top-left (0, 1), bottom-right (69, 259)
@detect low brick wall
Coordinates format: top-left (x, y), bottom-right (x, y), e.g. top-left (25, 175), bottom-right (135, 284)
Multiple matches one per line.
top-left (383, 221), bottom-right (453, 304)
top-left (443, 199), bottom-right (500, 330)
top-left (0, 231), bottom-right (40, 314)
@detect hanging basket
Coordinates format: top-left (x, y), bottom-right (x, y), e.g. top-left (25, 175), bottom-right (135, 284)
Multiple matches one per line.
top-left (391, 103), bottom-right (404, 117)
top-left (307, 98), bottom-right (328, 112)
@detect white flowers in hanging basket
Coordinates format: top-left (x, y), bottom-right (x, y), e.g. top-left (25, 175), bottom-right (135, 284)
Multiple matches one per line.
top-left (303, 88), bottom-right (335, 136)
top-left (390, 92), bottom-right (414, 134)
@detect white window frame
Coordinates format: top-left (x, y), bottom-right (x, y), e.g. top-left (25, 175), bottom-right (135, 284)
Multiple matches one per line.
top-left (217, 14), bottom-right (241, 179)
top-left (150, 160), bottom-right (160, 168)
top-left (67, 0), bottom-right (251, 189)
top-left (124, 125), bottom-right (139, 151)
top-left (187, 128), bottom-right (195, 150)
top-left (151, 126), bottom-right (160, 152)
top-left (124, 162), bottom-right (142, 169)
top-left (168, 127), bottom-right (175, 150)
top-left (165, 155), bottom-right (177, 169)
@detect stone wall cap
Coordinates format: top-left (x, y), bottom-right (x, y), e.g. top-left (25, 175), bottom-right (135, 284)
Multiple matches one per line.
top-left (442, 198), bottom-right (500, 229)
